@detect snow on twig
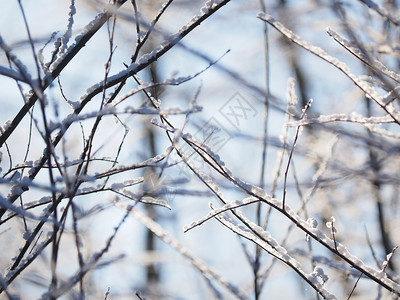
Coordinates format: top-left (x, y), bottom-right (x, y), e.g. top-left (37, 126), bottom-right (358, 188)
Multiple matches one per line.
top-left (112, 50), bottom-right (229, 107)
top-left (257, 12), bottom-right (400, 124)
top-left (287, 113), bottom-right (400, 139)
top-left (214, 211), bottom-right (337, 299)
top-left (0, 36), bottom-right (41, 95)
top-left (282, 98), bottom-right (313, 209)
top-left (287, 113), bottom-right (394, 127)
top-left (183, 197), bottom-right (261, 232)
top-left (174, 126), bottom-right (400, 295)
top-left (59, 0), bottom-right (76, 55)
top-left (114, 201), bottom-right (248, 300)
top-left (293, 248), bottom-right (362, 278)
top-left (327, 27), bottom-right (400, 85)
top-left (174, 133), bottom-right (336, 296)
top-left (49, 105), bottom-right (202, 132)
top-left (93, 149), bottom-right (168, 179)
top-left (358, 0), bottom-right (400, 26)
top-left (78, 0), bottom-right (232, 104)
top-left (0, 1), bottom-right (128, 151)
top-left (0, 195), bottom-right (59, 226)
top-left (49, 2), bottom-right (120, 73)
top-left (363, 123), bottom-right (400, 139)
top-left (231, 175), bottom-right (400, 295)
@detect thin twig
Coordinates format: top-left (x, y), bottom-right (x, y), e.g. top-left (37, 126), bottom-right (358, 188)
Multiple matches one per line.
top-left (282, 99), bottom-right (313, 209)
top-left (347, 272), bottom-right (363, 300)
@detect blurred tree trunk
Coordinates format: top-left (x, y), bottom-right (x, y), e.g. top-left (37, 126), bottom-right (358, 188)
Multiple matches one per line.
top-left (140, 1), bottom-right (164, 294)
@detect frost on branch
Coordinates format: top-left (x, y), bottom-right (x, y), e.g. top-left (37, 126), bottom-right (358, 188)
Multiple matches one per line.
top-left (213, 211), bottom-right (337, 299)
top-left (2, 1), bottom-right (400, 299)
top-left (183, 196), bottom-right (260, 232)
top-left (257, 11), bottom-right (400, 123)
top-left (114, 201), bottom-right (248, 300)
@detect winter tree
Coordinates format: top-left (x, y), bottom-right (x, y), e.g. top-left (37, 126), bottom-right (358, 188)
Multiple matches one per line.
top-left (0, 0), bottom-right (399, 299)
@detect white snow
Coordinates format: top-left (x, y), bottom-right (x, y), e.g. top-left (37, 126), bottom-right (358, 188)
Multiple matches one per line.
top-left (59, 0), bottom-right (76, 55)
top-left (2, 119), bottom-right (13, 132)
top-left (312, 266), bottom-right (329, 283)
top-left (183, 196), bottom-right (259, 232)
top-left (22, 230), bottom-right (32, 241)
top-left (307, 217), bottom-right (318, 228)
top-left (257, 12), bottom-right (394, 117)
top-left (110, 182), bottom-right (124, 190)
top-left (214, 210), bottom-right (336, 299)
top-left (49, 11), bottom-right (106, 72)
